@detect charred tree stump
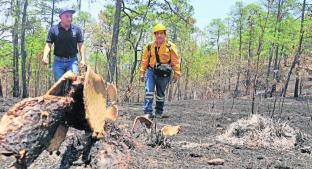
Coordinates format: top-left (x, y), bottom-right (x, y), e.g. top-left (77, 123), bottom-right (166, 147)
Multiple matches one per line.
top-left (89, 122), bottom-right (132, 169)
top-left (0, 69), bottom-right (122, 168)
top-left (0, 95), bottom-right (74, 168)
top-left (30, 123), bottom-right (134, 169)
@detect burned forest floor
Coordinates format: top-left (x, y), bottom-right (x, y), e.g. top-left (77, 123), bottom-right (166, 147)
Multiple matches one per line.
top-left (1, 96), bottom-right (312, 169)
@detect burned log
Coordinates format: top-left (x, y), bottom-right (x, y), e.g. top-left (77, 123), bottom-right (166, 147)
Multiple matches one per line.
top-left (0, 69), bottom-right (123, 168)
top-left (0, 71), bottom-right (82, 168)
top-left (0, 95), bottom-right (74, 168)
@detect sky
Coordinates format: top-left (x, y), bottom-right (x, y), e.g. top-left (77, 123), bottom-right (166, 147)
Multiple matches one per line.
top-left (190, 0), bottom-right (256, 29)
top-left (68, 0), bottom-right (257, 29)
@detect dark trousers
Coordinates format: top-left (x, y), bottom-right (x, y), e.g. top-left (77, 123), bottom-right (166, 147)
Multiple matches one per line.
top-left (144, 68), bottom-right (170, 115)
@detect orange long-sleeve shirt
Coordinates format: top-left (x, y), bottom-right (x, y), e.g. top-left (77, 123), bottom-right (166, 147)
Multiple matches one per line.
top-left (140, 41), bottom-right (181, 77)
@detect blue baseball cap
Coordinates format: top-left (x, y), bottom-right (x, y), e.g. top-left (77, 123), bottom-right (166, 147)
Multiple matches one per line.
top-left (59, 7), bottom-right (75, 16)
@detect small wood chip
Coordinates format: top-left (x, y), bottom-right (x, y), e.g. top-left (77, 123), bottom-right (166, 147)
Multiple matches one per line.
top-left (207, 158), bottom-right (224, 165)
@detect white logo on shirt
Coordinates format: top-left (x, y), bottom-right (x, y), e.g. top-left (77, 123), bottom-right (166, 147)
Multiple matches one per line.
top-left (72, 31), bottom-right (76, 37)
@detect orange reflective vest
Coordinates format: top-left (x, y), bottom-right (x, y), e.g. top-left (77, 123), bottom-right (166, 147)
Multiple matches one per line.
top-left (140, 41), bottom-right (181, 77)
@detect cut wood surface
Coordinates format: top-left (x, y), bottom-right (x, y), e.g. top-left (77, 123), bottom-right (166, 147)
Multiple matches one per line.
top-left (83, 68), bottom-right (108, 138)
top-left (83, 68), bottom-right (118, 138)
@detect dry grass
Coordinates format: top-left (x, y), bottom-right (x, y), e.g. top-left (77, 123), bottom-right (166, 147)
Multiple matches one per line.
top-left (217, 114), bottom-right (304, 150)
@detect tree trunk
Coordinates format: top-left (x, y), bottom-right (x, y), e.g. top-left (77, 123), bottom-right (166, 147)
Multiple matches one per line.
top-left (45, 0), bottom-right (55, 90)
top-left (35, 57), bottom-right (41, 96)
top-left (129, 47), bottom-right (138, 85)
top-left (234, 72), bottom-right (240, 97)
top-left (167, 82), bottom-right (174, 102)
top-left (78, 0), bottom-right (82, 11)
top-left (228, 70), bottom-right (231, 92)
top-left (294, 55), bottom-right (302, 98)
top-left (0, 78), bottom-right (3, 98)
top-left (125, 0), bottom-right (151, 95)
top-left (216, 29), bottom-right (220, 56)
top-left (21, 0), bottom-right (28, 98)
top-left (26, 61), bottom-right (31, 96)
top-left (184, 67), bottom-right (189, 100)
top-left (94, 50), bottom-right (98, 73)
top-left (265, 0), bottom-right (283, 98)
top-left (246, 16), bottom-right (254, 96)
top-left (234, 15), bottom-right (243, 97)
top-left (294, 68), bottom-right (300, 97)
top-left (49, 0), bottom-right (55, 69)
top-left (265, 44), bottom-right (274, 97)
top-left (35, 69), bottom-right (39, 96)
top-left (12, 0), bottom-right (20, 98)
top-left (299, 75), bottom-right (303, 95)
top-left (270, 44), bottom-right (279, 97)
top-left (251, 0), bottom-right (272, 114)
top-left (283, 0), bottom-right (306, 97)
top-left (5, 71), bottom-right (8, 97)
top-left (107, 0), bottom-right (122, 83)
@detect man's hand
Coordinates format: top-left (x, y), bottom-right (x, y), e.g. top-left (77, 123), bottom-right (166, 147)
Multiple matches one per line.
top-left (42, 43), bottom-right (52, 65)
top-left (80, 59), bottom-right (86, 68)
top-left (172, 75), bottom-right (179, 83)
top-left (42, 56), bottom-right (49, 65)
top-left (78, 43), bottom-right (85, 68)
top-left (140, 75), bottom-right (145, 82)
top-left (80, 59), bottom-right (87, 74)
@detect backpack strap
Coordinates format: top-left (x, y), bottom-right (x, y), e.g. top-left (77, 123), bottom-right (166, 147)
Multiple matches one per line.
top-left (147, 43), bottom-right (152, 67)
top-left (147, 43), bottom-right (151, 54)
top-left (166, 41), bottom-right (172, 64)
top-left (166, 41), bottom-right (171, 49)
top-left (155, 46), bottom-right (161, 64)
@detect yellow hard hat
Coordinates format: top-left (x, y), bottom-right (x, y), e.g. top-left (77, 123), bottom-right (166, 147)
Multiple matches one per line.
top-left (153, 24), bottom-right (167, 33)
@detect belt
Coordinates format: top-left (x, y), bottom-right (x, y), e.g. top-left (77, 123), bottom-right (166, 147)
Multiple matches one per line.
top-left (55, 55), bottom-right (77, 58)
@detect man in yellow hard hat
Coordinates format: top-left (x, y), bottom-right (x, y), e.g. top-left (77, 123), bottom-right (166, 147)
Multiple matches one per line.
top-left (140, 24), bottom-right (181, 118)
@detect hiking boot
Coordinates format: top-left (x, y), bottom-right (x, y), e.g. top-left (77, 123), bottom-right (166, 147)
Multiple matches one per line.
top-left (155, 114), bottom-right (169, 119)
top-left (143, 114), bottom-right (155, 119)
top-left (155, 114), bottom-right (163, 119)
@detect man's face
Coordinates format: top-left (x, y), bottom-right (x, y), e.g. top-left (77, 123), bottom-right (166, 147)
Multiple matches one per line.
top-left (60, 12), bottom-right (73, 27)
top-left (154, 30), bottom-right (166, 44)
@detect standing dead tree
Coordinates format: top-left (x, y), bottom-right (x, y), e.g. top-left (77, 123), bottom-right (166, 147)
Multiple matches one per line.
top-left (251, 0), bottom-right (272, 114)
top-left (282, 0), bottom-right (306, 97)
top-left (107, 0), bottom-right (122, 83)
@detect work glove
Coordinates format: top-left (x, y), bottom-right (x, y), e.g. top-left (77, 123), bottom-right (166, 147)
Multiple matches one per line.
top-left (140, 75), bottom-right (145, 82)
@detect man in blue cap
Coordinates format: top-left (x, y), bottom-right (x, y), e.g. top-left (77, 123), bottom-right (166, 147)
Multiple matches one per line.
top-left (42, 7), bottom-right (86, 81)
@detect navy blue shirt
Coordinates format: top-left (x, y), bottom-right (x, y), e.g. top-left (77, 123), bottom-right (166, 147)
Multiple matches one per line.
top-left (46, 23), bottom-right (84, 57)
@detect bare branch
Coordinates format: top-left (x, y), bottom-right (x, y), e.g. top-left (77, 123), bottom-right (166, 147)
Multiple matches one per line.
top-left (135, 0), bottom-right (152, 49)
top-left (123, 6), bottom-right (141, 15)
top-left (163, 0), bottom-right (189, 24)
